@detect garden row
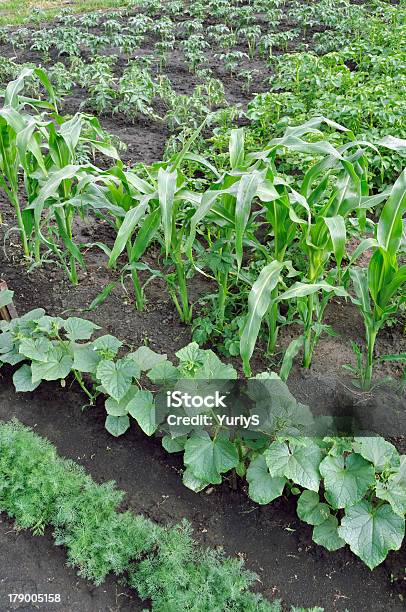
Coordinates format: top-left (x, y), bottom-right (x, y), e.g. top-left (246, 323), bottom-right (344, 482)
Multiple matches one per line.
top-left (1, 291), bottom-right (405, 572)
top-left (1, 69), bottom-right (405, 389)
top-left (1, 418), bottom-right (322, 611)
top-left (0, 0), bottom-right (404, 184)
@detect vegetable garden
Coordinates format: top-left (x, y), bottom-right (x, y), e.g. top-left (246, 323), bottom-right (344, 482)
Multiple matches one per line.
top-left (0, 0), bottom-right (405, 610)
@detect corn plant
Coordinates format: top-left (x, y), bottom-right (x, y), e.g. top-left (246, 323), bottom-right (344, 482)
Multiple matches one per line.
top-left (0, 68), bottom-right (57, 258)
top-left (238, 119), bottom-right (404, 375)
top-left (347, 169), bottom-right (406, 389)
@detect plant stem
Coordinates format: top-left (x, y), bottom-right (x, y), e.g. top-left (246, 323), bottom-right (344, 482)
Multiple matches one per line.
top-left (10, 189), bottom-right (29, 258)
top-left (266, 287), bottom-right (279, 355)
top-left (73, 370), bottom-right (95, 404)
top-left (65, 209), bottom-right (78, 285)
top-left (217, 272), bottom-right (228, 328)
top-left (303, 291), bottom-right (314, 368)
top-left (175, 259), bottom-right (191, 323)
top-left (364, 326), bottom-right (378, 390)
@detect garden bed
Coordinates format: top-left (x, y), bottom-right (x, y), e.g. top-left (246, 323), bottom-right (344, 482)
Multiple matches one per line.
top-left (0, 373), bottom-right (405, 611)
top-left (0, 0), bottom-right (405, 610)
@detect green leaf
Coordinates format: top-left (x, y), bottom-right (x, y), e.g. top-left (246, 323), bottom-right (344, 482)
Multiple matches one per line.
top-left (319, 453), bottom-right (375, 509)
top-left (235, 171), bottom-right (261, 270)
top-left (108, 203), bottom-right (148, 268)
top-left (129, 207), bottom-right (160, 261)
top-left (312, 515), bottom-right (345, 551)
top-left (264, 439), bottom-right (321, 492)
top-left (93, 334), bottom-right (123, 356)
top-left (197, 354), bottom-right (237, 380)
top-left (87, 282), bottom-right (117, 311)
top-left (377, 168), bottom-right (406, 255)
top-left (246, 455), bottom-right (286, 504)
top-left (105, 386), bottom-right (138, 417)
top-left (128, 346), bottom-right (167, 371)
top-left (127, 389), bottom-right (157, 436)
top-left (162, 435), bottom-right (187, 453)
top-left (240, 260), bottom-right (284, 374)
top-left (349, 267), bottom-right (371, 315)
top-left (36, 315), bottom-right (64, 334)
top-left (158, 167), bottom-right (177, 256)
top-left (96, 358), bottom-right (138, 401)
top-left (105, 414), bottom-right (130, 437)
top-left (375, 481), bottom-right (406, 518)
top-left (72, 343), bottom-right (101, 374)
top-left (184, 431), bottom-right (239, 484)
top-left (147, 360), bottom-right (179, 384)
top-left (338, 501), bottom-right (405, 569)
top-left (182, 467), bottom-right (210, 492)
top-left (19, 337), bottom-right (53, 361)
top-left (64, 317), bottom-right (100, 341)
top-left (175, 342), bottom-right (205, 364)
top-left (279, 335), bottom-right (304, 382)
top-left (297, 490), bottom-right (330, 526)
top-left (276, 281), bottom-right (347, 302)
top-left (31, 347), bottom-right (73, 382)
top-left (13, 364), bottom-right (40, 393)
top-left (229, 128), bottom-right (245, 169)
top-left (324, 215), bottom-right (346, 268)
top-left (353, 437), bottom-right (397, 472)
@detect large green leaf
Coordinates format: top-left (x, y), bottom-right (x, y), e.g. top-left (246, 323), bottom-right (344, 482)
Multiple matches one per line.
top-left (147, 360), bottom-right (179, 384)
top-left (158, 167), bottom-right (177, 256)
top-left (338, 501), bottom-right (404, 569)
top-left (105, 414), bottom-right (130, 437)
top-left (319, 453), bottom-right (375, 509)
top-left (324, 215), bottom-right (346, 267)
top-left (4, 67), bottom-right (33, 108)
top-left (349, 267), bottom-right (371, 316)
top-left (276, 281), bottom-right (347, 302)
top-left (297, 490), bottom-right (330, 526)
top-left (377, 168), bottom-right (406, 256)
top-left (19, 337), bottom-right (53, 361)
top-left (184, 431), bottom-right (239, 484)
top-left (240, 260), bottom-right (284, 374)
top-left (13, 364), bottom-right (40, 393)
top-left (64, 317), bottom-right (100, 341)
top-left (312, 515), bottom-right (345, 551)
top-left (246, 455), bottom-right (286, 504)
top-left (96, 358), bottom-right (140, 401)
top-left (93, 334), bottom-right (123, 356)
top-left (182, 467), bottom-right (210, 492)
top-left (229, 128), bottom-right (245, 169)
top-left (31, 347), bottom-right (73, 382)
top-left (235, 171), bottom-right (261, 270)
top-left (127, 389), bottom-right (157, 436)
top-left (127, 346), bottom-right (167, 371)
top-left (105, 386), bottom-right (138, 417)
top-left (264, 439), bottom-right (321, 492)
top-left (108, 203), bottom-right (148, 267)
top-left (375, 481), bottom-right (406, 518)
top-left (353, 437), bottom-right (397, 472)
top-left (72, 343), bottom-right (101, 373)
top-left (129, 206), bottom-right (160, 261)
top-left (375, 457), bottom-right (406, 517)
